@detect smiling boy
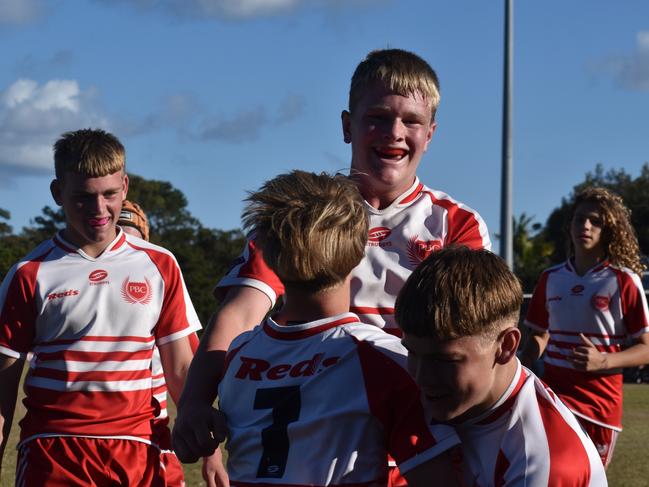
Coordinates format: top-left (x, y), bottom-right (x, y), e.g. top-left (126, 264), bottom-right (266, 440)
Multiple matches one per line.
top-left (174, 50), bottom-right (490, 483)
top-left (395, 247), bottom-right (607, 486)
top-left (0, 129), bottom-right (201, 485)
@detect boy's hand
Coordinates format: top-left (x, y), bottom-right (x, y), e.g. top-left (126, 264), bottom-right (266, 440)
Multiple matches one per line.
top-left (570, 334), bottom-right (608, 372)
top-left (202, 448), bottom-right (229, 487)
top-left (172, 405), bottom-right (228, 463)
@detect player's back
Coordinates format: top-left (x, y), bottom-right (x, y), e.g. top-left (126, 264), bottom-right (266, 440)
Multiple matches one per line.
top-left (218, 312), bottom-right (458, 486)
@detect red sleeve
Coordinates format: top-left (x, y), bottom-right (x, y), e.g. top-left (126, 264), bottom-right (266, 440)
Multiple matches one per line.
top-left (525, 271), bottom-right (551, 331)
top-left (425, 193), bottom-right (490, 250)
top-left (0, 260), bottom-right (42, 356)
top-left (615, 269), bottom-right (649, 337)
top-left (214, 239), bottom-right (285, 303)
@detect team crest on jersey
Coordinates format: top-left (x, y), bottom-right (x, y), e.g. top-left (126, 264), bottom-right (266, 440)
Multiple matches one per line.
top-left (367, 227), bottom-right (392, 247)
top-left (121, 277), bottom-right (153, 304)
top-left (592, 294), bottom-right (610, 311)
top-left (88, 269), bottom-right (110, 286)
top-left (407, 236), bottom-right (442, 266)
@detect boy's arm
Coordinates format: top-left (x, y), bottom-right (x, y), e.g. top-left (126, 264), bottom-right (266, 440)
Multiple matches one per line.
top-left (519, 330), bottom-right (550, 369)
top-left (172, 286), bottom-right (271, 463)
top-left (403, 447), bottom-right (462, 487)
top-left (0, 355), bottom-right (24, 474)
top-left (570, 332), bottom-right (649, 372)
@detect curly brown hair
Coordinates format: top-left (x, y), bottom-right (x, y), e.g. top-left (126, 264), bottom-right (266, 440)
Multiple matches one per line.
top-left (567, 187), bottom-right (645, 275)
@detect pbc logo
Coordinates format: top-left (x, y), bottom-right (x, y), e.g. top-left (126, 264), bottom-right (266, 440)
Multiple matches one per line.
top-left (88, 269), bottom-right (109, 286)
top-left (47, 289), bottom-right (79, 301)
top-left (121, 277), bottom-right (153, 304)
top-left (592, 294), bottom-right (610, 311)
top-left (571, 285), bottom-right (585, 296)
top-left (368, 227), bottom-right (392, 247)
top-left (407, 236), bottom-right (442, 266)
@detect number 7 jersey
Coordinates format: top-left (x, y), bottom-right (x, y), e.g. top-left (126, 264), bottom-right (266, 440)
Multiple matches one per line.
top-left (218, 312), bottom-right (459, 486)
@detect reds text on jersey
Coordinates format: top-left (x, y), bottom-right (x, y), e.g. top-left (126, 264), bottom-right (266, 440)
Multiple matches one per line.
top-left (218, 312), bottom-right (460, 486)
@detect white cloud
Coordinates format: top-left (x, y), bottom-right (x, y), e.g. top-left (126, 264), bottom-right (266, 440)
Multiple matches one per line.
top-left (0, 79), bottom-right (108, 175)
top-left (0, 0), bottom-right (43, 24)
top-left (592, 31), bottom-right (649, 92)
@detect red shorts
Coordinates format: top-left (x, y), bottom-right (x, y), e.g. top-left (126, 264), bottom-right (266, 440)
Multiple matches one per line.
top-left (16, 436), bottom-right (180, 486)
top-left (577, 418), bottom-right (619, 467)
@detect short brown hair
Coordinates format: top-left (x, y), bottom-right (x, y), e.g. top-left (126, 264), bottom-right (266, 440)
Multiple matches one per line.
top-left (349, 48), bottom-right (441, 121)
top-left (118, 200), bottom-right (149, 242)
top-left (54, 128), bottom-right (125, 179)
top-left (568, 187), bottom-right (645, 275)
top-left (242, 170), bottom-right (368, 292)
top-left (395, 247), bottom-right (522, 340)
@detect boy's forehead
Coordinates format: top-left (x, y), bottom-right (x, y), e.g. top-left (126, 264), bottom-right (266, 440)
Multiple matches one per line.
top-left (402, 332), bottom-right (488, 355)
top-left (60, 170), bottom-right (125, 188)
top-left (354, 82), bottom-right (433, 112)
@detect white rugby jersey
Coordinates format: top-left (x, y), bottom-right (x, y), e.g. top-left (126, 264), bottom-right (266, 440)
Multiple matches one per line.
top-left (455, 361), bottom-right (607, 487)
top-left (525, 260), bottom-right (649, 429)
top-left (218, 312), bottom-right (460, 486)
top-left (0, 230), bottom-right (201, 445)
top-left (217, 177), bottom-right (491, 333)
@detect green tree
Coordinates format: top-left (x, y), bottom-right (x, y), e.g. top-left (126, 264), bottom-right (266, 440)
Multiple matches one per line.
top-left (513, 213), bottom-right (554, 292)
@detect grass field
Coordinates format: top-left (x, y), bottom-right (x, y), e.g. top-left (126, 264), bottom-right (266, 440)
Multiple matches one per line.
top-left (3, 382), bottom-right (649, 486)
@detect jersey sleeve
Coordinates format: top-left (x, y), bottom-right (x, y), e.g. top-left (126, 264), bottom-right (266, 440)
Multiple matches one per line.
top-left (214, 238), bottom-right (285, 307)
top-left (147, 251), bottom-right (202, 345)
top-left (616, 269), bottom-right (649, 338)
top-left (354, 332), bottom-right (460, 473)
top-left (525, 271), bottom-right (551, 332)
top-left (0, 259), bottom-right (43, 358)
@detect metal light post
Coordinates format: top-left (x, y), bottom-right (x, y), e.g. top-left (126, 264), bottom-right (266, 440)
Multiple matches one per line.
top-left (500, 0), bottom-right (514, 268)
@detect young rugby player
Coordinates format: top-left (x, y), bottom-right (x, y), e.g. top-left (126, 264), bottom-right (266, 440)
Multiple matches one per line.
top-left (521, 187), bottom-right (649, 467)
top-left (396, 246), bottom-right (608, 486)
top-left (0, 129), bottom-right (200, 485)
top-left (174, 49), bottom-right (490, 484)
top-left (214, 170), bottom-right (461, 486)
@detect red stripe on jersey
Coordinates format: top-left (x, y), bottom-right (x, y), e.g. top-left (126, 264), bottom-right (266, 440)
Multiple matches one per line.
top-left (0, 249), bottom-right (52, 353)
top-left (383, 328), bottom-right (403, 338)
top-left (424, 191), bottom-right (486, 249)
top-left (354, 338), bottom-right (436, 464)
top-left (350, 306), bottom-right (395, 315)
top-left (536, 389), bottom-right (592, 485)
top-left (397, 182), bottom-right (424, 205)
top-left (36, 349), bottom-right (152, 362)
top-left (30, 367), bottom-right (151, 383)
top-left (494, 449), bottom-right (510, 487)
top-left (44, 335), bottom-right (155, 345)
top-left (475, 368), bottom-right (528, 426)
top-left (613, 267), bottom-right (649, 335)
top-left (548, 339), bottom-right (620, 353)
top-left (525, 269), bottom-right (554, 330)
top-left (110, 232), bottom-right (127, 251)
top-left (549, 330), bottom-right (626, 340)
top-left (263, 316), bottom-right (361, 340)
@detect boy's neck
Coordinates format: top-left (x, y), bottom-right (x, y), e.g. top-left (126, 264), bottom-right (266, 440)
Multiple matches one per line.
top-left (273, 279), bottom-right (351, 326)
top-left (357, 176), bottom-right (417, 210)
top-left (572, 249), bottom-right (606, 276)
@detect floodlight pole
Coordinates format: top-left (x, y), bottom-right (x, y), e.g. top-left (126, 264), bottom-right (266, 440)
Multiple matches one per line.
top-left (500, 0), bottom-right (514, 268)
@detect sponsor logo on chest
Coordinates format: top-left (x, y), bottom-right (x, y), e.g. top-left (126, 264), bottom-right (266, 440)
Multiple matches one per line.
top-left (570, 284), bottom-right (585, 296)
top-left (121, 277), bottom-right (153, 304)
top-left (407, 235), bottom-right (442, 266)
top-left (47, 289), bottom-right (80, 301)
top-left (591, 294), bottom-right (610, 311)
top-left (367, 227), bottom-right (392, 247)
top-left (88, 269), bottom-right (110, 286)
top-left (234, 353), bottom-right (339, 381)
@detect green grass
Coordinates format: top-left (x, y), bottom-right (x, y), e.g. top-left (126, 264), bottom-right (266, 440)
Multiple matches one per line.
top-left (3, 382), bottom-right (649, 486)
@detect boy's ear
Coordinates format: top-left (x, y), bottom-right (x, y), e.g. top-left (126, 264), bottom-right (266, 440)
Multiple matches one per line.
top-left (50, 179), bottom-right (63, 206)
top-left (495, 327), bottom-right (521, 365)
top-left (341, 110), bottom-right (352, 144)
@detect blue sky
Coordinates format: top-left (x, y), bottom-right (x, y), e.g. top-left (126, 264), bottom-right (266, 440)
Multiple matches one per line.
top-left (1, 0), bottom-right (648, 247)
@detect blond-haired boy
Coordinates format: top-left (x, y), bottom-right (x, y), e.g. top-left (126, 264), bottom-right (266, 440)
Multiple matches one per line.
top-left (213, 170), bottom-right (461, 486)
top-left (175, 50), bottom-right (490, 485)
top-left (0, 129), bottom-right (200, 485)
top-left (395, 247), bottom-right (607, 486)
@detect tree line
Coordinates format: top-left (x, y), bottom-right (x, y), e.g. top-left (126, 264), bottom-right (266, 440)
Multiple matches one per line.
top-left (2, 164), bottom-right (648, 325)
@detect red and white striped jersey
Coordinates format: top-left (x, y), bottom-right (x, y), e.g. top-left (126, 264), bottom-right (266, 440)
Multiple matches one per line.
top-left (218, 312), bottom-right (460, 486)
top-left (525, 260), bottom-right (649, 429)
top-left (217, 177), bottom-right (491, 333)
top-left (455, 361), bottom-right (607, 487)
top-left (0, 230), bottom-right (201, 445)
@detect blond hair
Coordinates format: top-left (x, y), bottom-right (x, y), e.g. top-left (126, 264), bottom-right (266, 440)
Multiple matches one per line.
top-left (395, 247), bottom-right (522, 340)
top-left (54, 128), bottom-right (125, 180)
top-left (349, 48), bottom-right (441, 121)
top-left (568, 187), bottom-right (645, 275)
top-left (243, 170), bottom-right (368, 292)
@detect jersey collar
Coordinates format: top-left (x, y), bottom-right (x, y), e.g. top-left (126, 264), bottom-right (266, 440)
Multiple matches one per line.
top-left (364, 177), bottom-right (424, 214)
top-left (53, 228), bottom-right (127, 260)
top-left (263, 312), bottom-right (361, 340)
top-left (566, 258), bottom-right (610, 275)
